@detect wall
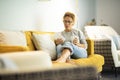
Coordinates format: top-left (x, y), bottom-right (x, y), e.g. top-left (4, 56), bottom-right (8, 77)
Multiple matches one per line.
top-left (0, 0), bottom-right (96, 32)
top-left (35, 0), bottom-right (96, 31)
top-left (77, 0), bottom-right (96, 30)
top-left (96, 0), bottom-right (120, 34)
top-left (35, 0), bottom-right (78, 32)
top-left (0, 0), bottom-right (36, 31)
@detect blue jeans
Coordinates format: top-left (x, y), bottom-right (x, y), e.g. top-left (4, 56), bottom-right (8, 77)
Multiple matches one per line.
top-left (56, 42), bottom-right (87, 59)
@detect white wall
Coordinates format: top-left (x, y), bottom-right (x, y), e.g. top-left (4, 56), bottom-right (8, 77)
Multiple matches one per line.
top-left (0, 0), bottom-right (96, 32)
top-left (35, 0), bottom-right (96, 31)
top-left (0, 0), bottom-right (36, 31)
top-left (77, 0), bottom-right (96, 30)
top-left (96, 0), bottom-right (120, 34)
top-left (35, 0), bottom-right (78, 32)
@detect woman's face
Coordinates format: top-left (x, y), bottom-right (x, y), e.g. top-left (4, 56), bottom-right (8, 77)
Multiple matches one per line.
top-left (63, 16), bottom-right (74, 30)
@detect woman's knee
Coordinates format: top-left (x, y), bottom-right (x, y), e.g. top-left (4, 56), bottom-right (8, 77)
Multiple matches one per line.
top-left (72, 49), bottom-right (88, 59)
top-left (62, 43), bottom-right (73, 54)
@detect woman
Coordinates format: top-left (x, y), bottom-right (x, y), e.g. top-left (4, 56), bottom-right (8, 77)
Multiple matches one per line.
top-left (54, 12), bottom-right (87, 63)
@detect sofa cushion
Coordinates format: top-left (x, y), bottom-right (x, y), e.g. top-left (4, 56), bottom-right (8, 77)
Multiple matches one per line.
top-left (32, 33), bottom-right (56, 60)
top-left (24, 31), bottom-right (35, 50)
top-left (0, 30), bottom-right (27, 46)
top-left (0, 46), bottom-right (29, 53)
top-left (0, 30), bottom-right (29, 53)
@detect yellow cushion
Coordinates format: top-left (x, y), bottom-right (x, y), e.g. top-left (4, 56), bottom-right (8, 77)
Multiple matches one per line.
top-left (24, 31), bottom-right (35, 50)
top-left (0, 45), bottom-right (29, 53)
top-left (52, 54), bottom-right (104, 73)
top-left (86, 39), bottom-right (94, 55)
top-left (71, 54), bottom-right (104, 72)
top-left (52, 63), bottom-right (77, 69)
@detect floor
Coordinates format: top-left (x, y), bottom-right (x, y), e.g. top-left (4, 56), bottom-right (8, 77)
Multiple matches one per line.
top-left (101, 69), bottom-right (120, 80)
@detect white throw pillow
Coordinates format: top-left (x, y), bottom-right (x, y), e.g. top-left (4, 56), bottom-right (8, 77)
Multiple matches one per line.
top-left (32, 33), bottom-right (56, 60)
top-left (0, 30), bottom-right (27, 46)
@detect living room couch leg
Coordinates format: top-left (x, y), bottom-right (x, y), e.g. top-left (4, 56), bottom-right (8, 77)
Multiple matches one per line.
top-left (97, 72), bottom-right (102, 80)
top-left (115, 67), bottom-right (118, 77)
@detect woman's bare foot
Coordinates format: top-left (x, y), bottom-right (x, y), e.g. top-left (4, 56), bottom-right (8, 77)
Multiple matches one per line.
top-left (52, 57), bottom-right (66, 63)
top-left (53, 48), bottom-right (71, 63)
top-left (66, 59), bottom-right (77, 65)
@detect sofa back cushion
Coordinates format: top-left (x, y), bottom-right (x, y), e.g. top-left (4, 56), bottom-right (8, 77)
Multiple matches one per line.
top-left (0, 30), bottom-right (29, 53)
top-left (31, 31), bottom-right (56, 60)
top-left (32, 32), bottom-right (56, 60)
top-left (0, 30), bottom-right (27, 46)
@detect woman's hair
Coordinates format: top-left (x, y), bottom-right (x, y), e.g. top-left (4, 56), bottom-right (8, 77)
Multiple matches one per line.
top-left (63, 12), bottom-right (75, 22)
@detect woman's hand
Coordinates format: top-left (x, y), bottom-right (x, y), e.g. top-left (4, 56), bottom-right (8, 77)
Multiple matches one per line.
top-left (73, 38), bottom-right (85, 48)
top-left (73, 38), bottom-right (79, 45)
top-left (55, 38), bottom-right (64, 45)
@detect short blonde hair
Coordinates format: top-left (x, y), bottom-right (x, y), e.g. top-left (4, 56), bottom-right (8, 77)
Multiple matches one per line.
top-left (63, 12), bottom-right (75, 22)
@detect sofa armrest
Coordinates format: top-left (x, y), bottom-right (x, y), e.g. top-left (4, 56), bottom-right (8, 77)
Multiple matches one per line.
top-left (86, 39), bottom-right (94, 56)
top-left (94, 39), bottom-right (114, 68)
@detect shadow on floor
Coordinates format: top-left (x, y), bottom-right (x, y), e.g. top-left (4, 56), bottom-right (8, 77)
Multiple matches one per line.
top-left (101, 69), bottom-right (120, 80)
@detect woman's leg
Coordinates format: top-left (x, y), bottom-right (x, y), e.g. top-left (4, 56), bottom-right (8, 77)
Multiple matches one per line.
top-left (55, 48), bottom-right (71, 63)
top-left (71, 44), bottom-right (87, 59)
top-left (56, 44), bottom-right (62, 58)
top-left (55, 42), bottom-right (73, 63)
